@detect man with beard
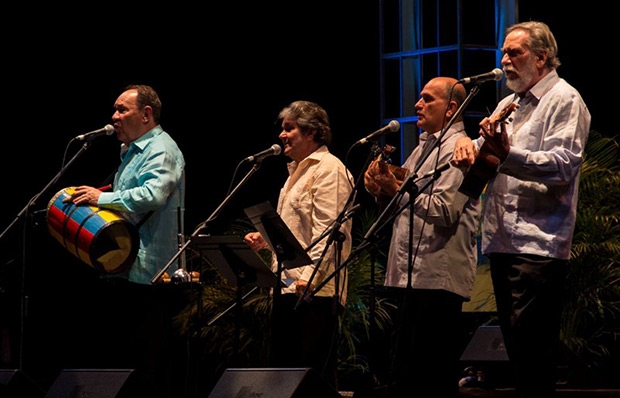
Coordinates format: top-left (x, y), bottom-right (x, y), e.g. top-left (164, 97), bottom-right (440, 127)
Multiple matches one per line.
top-left (452, 21), bottom-right (591, 397)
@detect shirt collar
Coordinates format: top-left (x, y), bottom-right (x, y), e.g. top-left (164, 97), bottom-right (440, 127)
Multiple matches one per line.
top-left (420, 121), bottom-right (465, 142)
top-left (521, 69), bottom-right (559, 102)
top-left (121, 125), bottom-right (163, 154)
top-left (286, 145), bottom-right (329, 176)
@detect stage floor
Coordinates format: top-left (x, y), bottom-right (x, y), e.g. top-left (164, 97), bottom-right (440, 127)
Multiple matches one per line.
top-left (458, 387), bottom-right (620, 397)
top-left (337, 388), bottom-right (620, 397)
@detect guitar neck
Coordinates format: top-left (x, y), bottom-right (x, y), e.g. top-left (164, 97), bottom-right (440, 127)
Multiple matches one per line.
top-left (457, 102), bottom-right (518, 199)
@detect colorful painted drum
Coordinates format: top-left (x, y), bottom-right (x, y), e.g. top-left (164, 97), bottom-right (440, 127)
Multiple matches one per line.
top-left (46, 187), bottom-right (138, 274)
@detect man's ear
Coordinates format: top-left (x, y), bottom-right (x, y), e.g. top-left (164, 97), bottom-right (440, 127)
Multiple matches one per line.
top-left (447, 101), bottom-right (458, 119)
top-left (142, 106), bottom-right (153, 123)
top-left (536, 52), bottom-right (548, 68)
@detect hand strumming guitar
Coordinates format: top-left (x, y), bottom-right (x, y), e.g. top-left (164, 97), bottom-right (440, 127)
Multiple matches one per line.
top-left (478, 114), bottom-right (511, 161)
top-left (365, 157), bottom-right (403, 198)
top-left (452, 103), bottom-right (518, 199)
top-left (452, 102), bottom-right (517, 169)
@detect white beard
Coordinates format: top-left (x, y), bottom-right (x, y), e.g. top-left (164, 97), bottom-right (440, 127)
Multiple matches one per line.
top-left (505, 58), bottom-right (537, 94)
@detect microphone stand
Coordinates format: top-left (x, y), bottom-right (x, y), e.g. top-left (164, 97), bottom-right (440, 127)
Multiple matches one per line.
top-left (308, 170), bottom-right (445, 296)
top-left (205, 203), bottom-right (360, 333)
top-left (294, 202), bottom-right (360, 310)
top-left (314, 82), bottom-right (481, 294)
top-left (1, 141), bottom-right (93, 241)
top-left (294, 142), bottom-right (378, 309)
top-left (363, 84), bottom-right (480, 243)
top-left (150, 157), bottom-right (264, 380)
top-left (151, 160), bottom-right (264, 285)
top-left (0, 139), bottom-right (94, 371)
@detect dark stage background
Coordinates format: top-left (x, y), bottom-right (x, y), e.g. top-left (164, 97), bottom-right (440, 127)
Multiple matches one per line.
top-left (0, 1), bottom-right (614, 394)
top-left (1, 2), bottom-right (613, 233)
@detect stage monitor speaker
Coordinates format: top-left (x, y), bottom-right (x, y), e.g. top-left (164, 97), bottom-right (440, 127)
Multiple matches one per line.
top-left (460, 325), bottom-right (509, 362)
top-left (460, 326), bottom-right (512, 388)
top-left (0, 369), bottom-right (45, 398)
top-left (44, 369), bottom-right (141, 398)
top-left (208, 368), bottom-right (341, 398)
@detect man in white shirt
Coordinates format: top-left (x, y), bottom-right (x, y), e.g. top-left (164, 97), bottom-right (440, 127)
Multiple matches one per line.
top-left (452, 21), bottom-right (591, 397)
top-left (245, 101), bottom-right (352, 388)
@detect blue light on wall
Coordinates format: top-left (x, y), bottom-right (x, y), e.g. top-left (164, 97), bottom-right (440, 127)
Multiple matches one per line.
top-left (379, 0), bottom-right (516, 163)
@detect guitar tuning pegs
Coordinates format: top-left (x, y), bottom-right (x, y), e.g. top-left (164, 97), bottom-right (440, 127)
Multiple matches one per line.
top-left (384, 144), bottom-right (397, 154)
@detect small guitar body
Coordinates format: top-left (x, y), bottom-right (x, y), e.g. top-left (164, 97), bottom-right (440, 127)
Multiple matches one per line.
top-left (458, 102), bottom-right (518, 199)
top-left (373, 144), bottom-right (409, 185)
top-left (370, 144), bottom-right (410, 208)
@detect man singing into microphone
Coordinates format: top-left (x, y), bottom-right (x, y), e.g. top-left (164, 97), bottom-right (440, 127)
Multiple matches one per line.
top-left (365, 77), bottom-right (480, 397)
top-left (452, 21), bottom-right (590, 397)
top-left (244, 100), bottom-right (353, 388)
top-left (67, 84), bottom-right (185, 397)
top-left (70, 84), bottom-right (185, 284)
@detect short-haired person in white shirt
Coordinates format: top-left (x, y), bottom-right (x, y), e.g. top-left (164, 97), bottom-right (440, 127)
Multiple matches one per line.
top-left (452, 21), bottom-right (591, 398)
top-left (244, 101), bottom-right (353, 388)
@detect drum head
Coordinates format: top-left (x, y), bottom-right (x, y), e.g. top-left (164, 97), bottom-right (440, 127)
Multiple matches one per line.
top-left (90, 220), bottom-right (139, 274)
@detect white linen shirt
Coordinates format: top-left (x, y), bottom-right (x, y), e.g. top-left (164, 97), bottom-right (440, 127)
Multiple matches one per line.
top-left (477, 70), bottom-right (591, 260)
top-left (274, 146), bottom-right (353, 303)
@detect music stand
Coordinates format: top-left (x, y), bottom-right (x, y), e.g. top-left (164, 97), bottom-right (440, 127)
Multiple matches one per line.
top-left (194, 235), bottom-right (281, 288)
top-left (243, 202), bottom-right (312, 274)
top-left (192, 234), bottom-right (282, 362)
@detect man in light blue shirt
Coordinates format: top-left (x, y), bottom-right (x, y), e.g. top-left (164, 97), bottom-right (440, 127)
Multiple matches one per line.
top-left (70, 84), bottom-right (185, 283)
top-left (68, 85), bottom-right (186, 397)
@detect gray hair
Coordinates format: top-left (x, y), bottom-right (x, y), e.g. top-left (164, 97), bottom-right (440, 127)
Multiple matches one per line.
top-left (507, 21), bottom-right (561, 69)
top-left (278, 101), bottom-right (332, 146)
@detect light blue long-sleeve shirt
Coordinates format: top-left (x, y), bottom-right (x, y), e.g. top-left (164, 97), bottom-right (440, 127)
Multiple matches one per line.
top-left (97, 125), bottom-right (185, 284)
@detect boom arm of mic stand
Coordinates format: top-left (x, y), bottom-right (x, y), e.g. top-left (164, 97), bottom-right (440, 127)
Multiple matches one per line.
top-left (362, 169), bottom-right (417, 243)
top-left (309, 168), bottom-right (448, 299)
top-left (150, 161), bottom-right (263, 284)
top-left (362, 84), bottom-right (481, 242)
top-left (308, 86), bottom-right (481, 299)
top-left (1, 141), bottom-right (92, 241)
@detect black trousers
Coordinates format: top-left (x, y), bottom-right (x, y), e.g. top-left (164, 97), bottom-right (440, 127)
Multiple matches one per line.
top-left (489, 253), bottom-right (567, 398)
top-left (76, 278), bottom-right (188, 398)
top-left (269, 293), bottom-right (340, 388)
top-left (388, 288), bottom-right (464, 398)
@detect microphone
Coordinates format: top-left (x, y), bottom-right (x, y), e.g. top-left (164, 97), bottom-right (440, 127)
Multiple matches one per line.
top-left (243, 144), bottom-right (282, 162)
top-left (356, 120), bottom-right (400, 145)
top-left (458, 68), bottom-right (504, 85)
top-left (75, 124), bottom-right (115, 141)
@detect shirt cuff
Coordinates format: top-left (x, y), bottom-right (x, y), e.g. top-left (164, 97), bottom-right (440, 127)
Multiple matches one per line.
top-left (97, 192), bottom-right (115, 206)
top-left (498, 145), bottom-right (526, 173)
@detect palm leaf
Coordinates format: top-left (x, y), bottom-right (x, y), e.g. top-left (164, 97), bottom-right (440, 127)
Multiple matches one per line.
top-left (563, 130), bottom-right (620, 373)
